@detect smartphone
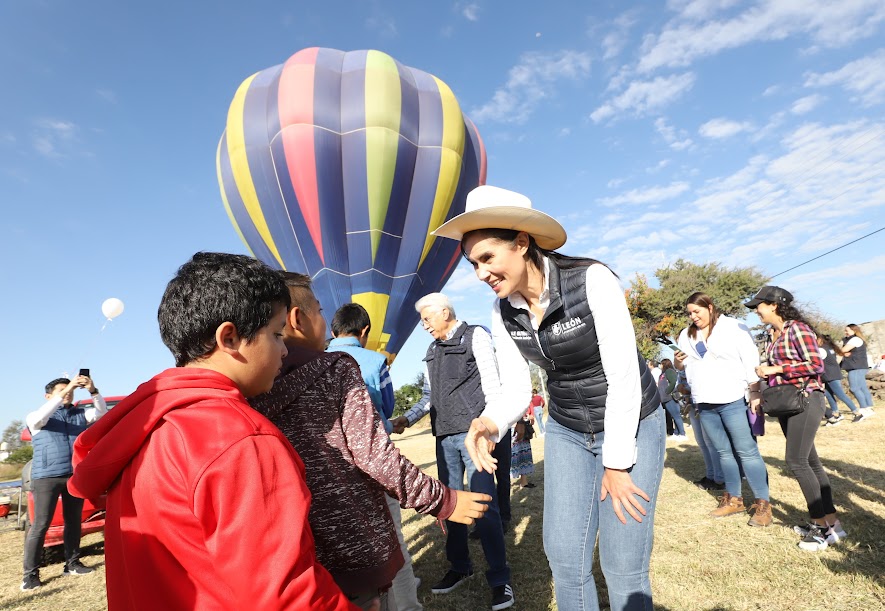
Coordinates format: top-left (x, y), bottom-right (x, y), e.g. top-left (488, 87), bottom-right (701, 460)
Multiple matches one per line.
top-left (657, 340), bottom-right (682, 353)
top-left (79, 368), bottom-right (90, 378)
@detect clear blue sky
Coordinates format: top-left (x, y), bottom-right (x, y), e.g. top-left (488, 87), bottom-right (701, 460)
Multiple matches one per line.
top-left (3, 0), bottom-right (884, 428)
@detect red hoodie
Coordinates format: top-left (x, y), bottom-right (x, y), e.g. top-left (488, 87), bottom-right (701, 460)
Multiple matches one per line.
top-left (68, 368), bottom-right (356, 611)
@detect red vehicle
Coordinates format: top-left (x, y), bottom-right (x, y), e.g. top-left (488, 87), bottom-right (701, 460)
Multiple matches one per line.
top-left (20, 395), bottom-right (124, 546)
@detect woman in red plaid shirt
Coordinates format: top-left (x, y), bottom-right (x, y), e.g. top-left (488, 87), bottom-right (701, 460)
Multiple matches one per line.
top-left (745, 285), bottom-right (847, 552)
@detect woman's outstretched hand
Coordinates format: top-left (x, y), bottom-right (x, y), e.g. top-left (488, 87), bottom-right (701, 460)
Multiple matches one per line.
top-left (464, 416), bottom-right (499, 473)
top-left (600, 468), bottom-right (650, 524)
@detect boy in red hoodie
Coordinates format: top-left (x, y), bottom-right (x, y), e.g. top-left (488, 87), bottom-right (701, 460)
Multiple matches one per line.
top-left (67, 252), bottom-right (356, 611)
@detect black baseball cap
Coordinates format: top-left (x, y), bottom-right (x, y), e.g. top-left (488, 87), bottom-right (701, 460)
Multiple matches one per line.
top-left (744, 285), bottom-right (794, 308)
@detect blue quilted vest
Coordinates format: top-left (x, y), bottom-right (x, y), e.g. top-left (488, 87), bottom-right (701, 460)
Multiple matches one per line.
top-left (31, 405), bottom-right (87, 480)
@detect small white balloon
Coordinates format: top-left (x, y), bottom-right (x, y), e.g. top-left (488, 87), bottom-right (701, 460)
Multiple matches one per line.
top-left (102, 297), bottom-right (125, 320)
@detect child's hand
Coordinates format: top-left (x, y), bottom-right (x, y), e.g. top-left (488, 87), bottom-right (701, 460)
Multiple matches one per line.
top-left (390, 416), bottom-right (409, 434)
top-left (448, 490), bottom-right (491, 525)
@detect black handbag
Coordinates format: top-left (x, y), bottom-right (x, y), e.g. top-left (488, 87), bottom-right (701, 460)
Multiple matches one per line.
top-left (761, 381), bottom-right (809, 417)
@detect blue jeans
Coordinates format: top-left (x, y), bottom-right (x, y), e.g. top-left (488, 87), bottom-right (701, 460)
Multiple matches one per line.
top-left (698, 398), bottom-right (769, 500)
top-left (688, 408), bottom-right (723, 482)
top-left (435, 433), bottom-right (510, 587)
top-left (662, 400), bottom-right (685, 435)
top-left (535, 407), bottom-right (546, 436)
top-left (543, 408), bottom-right (665, 611)
top-left (846, 369), bottom-right (874, 408)
top-left (824, 380), bottom-right (859, 415)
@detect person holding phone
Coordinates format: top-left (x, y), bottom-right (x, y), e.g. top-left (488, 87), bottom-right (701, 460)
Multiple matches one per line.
top-left (22, 372), bottom-right (108, 591)
top-left (746, 286), bottom-right (845, 551)
top-left (674, 292), bottom-right (772, 528)
top-left (437, 185), bottom-right (665, 611)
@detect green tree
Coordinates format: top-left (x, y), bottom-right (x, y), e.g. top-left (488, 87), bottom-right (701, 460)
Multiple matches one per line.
top-left (626, 259), bottom-right (769, 359)
top-left (2, 419), bottom-right (25, 451)
top-left (626, 275), bottom-right (663, 361)
top-left (393, 372), bottom-right (425, 417)
top-left (528, 362), bottom-right (547, 393)
top-left (3, 445), bottom-right (33, 464)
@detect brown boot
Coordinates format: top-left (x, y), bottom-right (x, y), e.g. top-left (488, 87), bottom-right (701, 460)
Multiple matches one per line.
top-left (710, 492), bottom-right (746, 518)
top-left (748, 499), bottom-right (772, 527)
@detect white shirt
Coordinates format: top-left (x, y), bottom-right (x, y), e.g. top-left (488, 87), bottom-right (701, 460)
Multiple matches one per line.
top-left (27, 394), bottom-right (108, 435)
top-left (677, 315), bottom-right (760, 405)
top-left (843, 336), bottom-right (864, 350)
top-left (488, 259), bottom-right (643, 469)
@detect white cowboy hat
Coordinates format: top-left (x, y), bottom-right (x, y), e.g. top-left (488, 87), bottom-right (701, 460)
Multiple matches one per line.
top-left (433, 185), bottom-right (567, 250)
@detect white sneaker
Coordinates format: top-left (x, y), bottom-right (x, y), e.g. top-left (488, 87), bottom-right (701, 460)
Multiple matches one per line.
top-left (794, 520), bottom-right (847, 545)
top-left (798, 524), bottom-right (829, 551)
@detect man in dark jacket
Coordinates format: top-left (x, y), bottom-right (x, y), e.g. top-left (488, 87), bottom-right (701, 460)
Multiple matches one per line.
top-left (391, 292), bottom-right (515, 611)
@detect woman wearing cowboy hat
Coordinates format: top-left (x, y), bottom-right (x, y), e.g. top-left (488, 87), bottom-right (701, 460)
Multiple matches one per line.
top-left (434, 185), bottom-right (665, 611)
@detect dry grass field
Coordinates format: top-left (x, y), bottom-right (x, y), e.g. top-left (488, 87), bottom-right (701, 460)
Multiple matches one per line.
top-left (1, 402), bottom-right (883, 611)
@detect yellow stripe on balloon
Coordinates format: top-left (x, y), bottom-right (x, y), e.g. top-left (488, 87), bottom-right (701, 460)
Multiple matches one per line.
top-left (352, 291), bottom-right (390, 353)
top-left (226, 74), bottom-right (284, 268)
top-left (216, 136), bottom-right (254, 256)
top-left (365, 51), bottom-right (401, 260)
top-left (419, 76), bottom-right (465, 266)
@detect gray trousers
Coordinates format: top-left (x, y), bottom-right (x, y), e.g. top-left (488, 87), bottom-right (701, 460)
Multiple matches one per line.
top-left (23, 475), bottom-right (83, 577)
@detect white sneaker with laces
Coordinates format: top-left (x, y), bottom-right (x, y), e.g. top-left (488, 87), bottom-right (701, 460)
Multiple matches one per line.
top-left (794, 520), bottom-right (847, 545)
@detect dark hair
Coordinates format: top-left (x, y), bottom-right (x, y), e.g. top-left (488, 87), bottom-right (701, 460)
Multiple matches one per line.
top-left (460, 228), bottom-right (608, 275)
top-left (661, 359), bottom-right (673, 370)
top-left (331, 303), bottom-right (371, 337)
top-left (45, 378), bottom-right (70, 394)
top-left (279, 271), bottom-right (316, 312)
top-left (767, 300), bottom-right (818, 334)
top-left (685, 292), bottom-right (720, 340)
top-left (158, 252), bottom-right (291, 367)
top-left (819, 335), bottom-right (845, 356)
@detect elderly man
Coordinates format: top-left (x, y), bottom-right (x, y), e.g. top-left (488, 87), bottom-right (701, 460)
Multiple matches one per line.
top-left (391, 293), bottom-right (514, 611)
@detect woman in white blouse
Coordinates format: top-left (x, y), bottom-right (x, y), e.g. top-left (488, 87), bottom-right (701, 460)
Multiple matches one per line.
top-left (674, 292), bottom-right (772, 527)
top-left (434, 185), bottom-right (665, 611)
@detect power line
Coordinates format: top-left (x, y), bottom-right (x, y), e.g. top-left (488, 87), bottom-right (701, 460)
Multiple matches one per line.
top-left (770, 225), bottom-right (885, 278)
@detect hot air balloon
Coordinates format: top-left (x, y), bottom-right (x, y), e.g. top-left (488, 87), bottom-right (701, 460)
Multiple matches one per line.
top-left (217, 47), bottom-right (486, 361)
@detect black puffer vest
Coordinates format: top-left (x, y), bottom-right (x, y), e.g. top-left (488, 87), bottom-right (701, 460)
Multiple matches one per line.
top-left (424, 323), bottom-right (486, 437)
top-left (822, 347), bottom-right (842, 382)
top-left (841, 337), bottom-right (868, 371)
top-left (499, 255), bottom-right (660, 435)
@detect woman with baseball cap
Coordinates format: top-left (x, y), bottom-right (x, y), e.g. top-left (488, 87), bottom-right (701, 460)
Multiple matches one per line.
top-left (435, 185), bottom-right (665, 611)
top-left (746, 286), bottom-right (847, 551)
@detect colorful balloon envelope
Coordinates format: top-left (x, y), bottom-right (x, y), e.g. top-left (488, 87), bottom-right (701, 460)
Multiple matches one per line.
top-left (217, 47), bottom-right (486, 361)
